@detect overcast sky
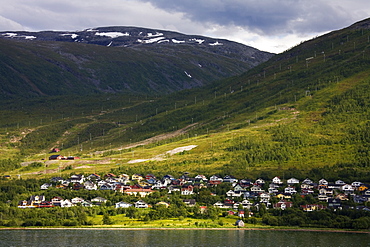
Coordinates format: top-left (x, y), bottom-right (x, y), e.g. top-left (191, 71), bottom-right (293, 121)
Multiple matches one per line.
top-left (0, 0), bottom-right (368, 53)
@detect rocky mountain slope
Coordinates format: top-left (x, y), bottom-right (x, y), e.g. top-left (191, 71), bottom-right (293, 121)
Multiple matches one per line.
top-left (0, 26), bottom-right (273, 98)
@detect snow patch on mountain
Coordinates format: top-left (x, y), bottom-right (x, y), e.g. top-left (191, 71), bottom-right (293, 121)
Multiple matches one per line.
top-left (184, 71), bottom-right (192, 78)
top-left (209, 41), bottom-right (223, 46)
top-left (60, 33), bottom-right (79, 39)
top-left (2, 33), bottom-right (17, 38)
top-left (138, 36), bottom-right (166, 44)
top-left (95, 32), bottom-right (129, 38)
top-left (147, 32), bottom-right (163, 37)
top-left (172, 39), bottom-right (185, 44)
top-left (2, 33), bottom-right (36, 39)
top-left (190, 38), bottom-right (205, 44)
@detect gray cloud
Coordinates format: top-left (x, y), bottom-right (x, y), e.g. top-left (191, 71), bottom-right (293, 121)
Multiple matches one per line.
top-left (138, 0), bottom-right (367, 35)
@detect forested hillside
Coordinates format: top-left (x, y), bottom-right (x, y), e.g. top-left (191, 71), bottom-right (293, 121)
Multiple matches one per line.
top-left (0, 18), bottom-right (369, 181)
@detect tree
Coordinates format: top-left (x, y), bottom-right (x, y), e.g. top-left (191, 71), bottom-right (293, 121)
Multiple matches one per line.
top-left (102, 214), bottom-right (113, 225)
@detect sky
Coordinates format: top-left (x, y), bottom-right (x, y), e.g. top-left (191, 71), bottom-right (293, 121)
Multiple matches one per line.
top-left (0, 0), bottom-right (369, 53)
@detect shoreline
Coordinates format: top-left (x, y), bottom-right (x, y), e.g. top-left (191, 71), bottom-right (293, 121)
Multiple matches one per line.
top-left (1, 227), bottom-right (369, 234)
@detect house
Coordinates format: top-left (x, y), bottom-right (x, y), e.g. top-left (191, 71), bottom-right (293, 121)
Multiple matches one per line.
top-left (302, 178), bottom-right (314, 185)
top-left (319, 187), bottom-right (333, 196)
top-left (341, 184), bottom-right (355, 194)
top-left (87, 174), bottom-right (101, 181)
top-left (61, 199), bottom-right (73, 207)
top-left (255, 178), bottom-right (265, 185)
top-left (335, 194), bottom-right (349, 201)
top-left (118, 174), bottom-right (130, 182)
top-left (168, 185), bottom-right (181, 194)
top-left (18, 200), bottom-right (34, 208)
top-left (105, 173), bottom-right (117, 178)
top-left (235, 220), bottom-right (245, 228)
top-left (328, 198), bottom-right (342, 209)
top-left (73, 182), bottom-right (84, 190)
top-left (301, 204), bottom-right (327, 212)
top-left (223, 198), bottom-right (235, 208)
top-left (287, 178), bottom-right (300, 186)
top-left (301, 188), bottom-right (314, 195)
top-left (40, 183), bottom-right (52, 190)
top-left (145, 174), bottom-right (156, 180)
top-left (259, 192), bottom-right (270, 203)
top-left (51, 148), bottom-right (60, 152)
top-left (213, 201), bottom-right (228, 209)
top-left (156, 201), bottom-right (170, 208)
top-left (240, 199), bottom-right (253, 209)
top-left (358, 184), bottom-right (369, 192)
top-left (273, 200), bottom-right (293, 209)
top-left (91, 197), bottom-right (107, 205)
top-left (71, 197), bottom-right (85, 204)
top-left (301, 183), bottom-right (314, 189)
top-left (51, 196), bottom-right (64, 207)
top-left (272, 176), bottom-right (283, 185)
top-left (49, 155), bottom-right (65, 160)
top-left (318, 194), bottom-right (330, 202)
top-left (134, 200), bottom-right (149, 208)
top-left (70, 174), bottom-right (85, 183)
top-left (233, 184), bottom-right (246, 192)
top-left (250, 185), bottom-right (264, 193)
top-left (29, 195), bottom-right (45, 206)
top-left (124, 188), bottom-right (154, 197)
top-left (223, 175), bottom-right (238, 183)
top-left (116, 201), bottom-right (132, 208)
top-left (195, 174), bottom-right (208, 182)
top-left (210, 175), bottom-right (223, 182)
top-left (268, 187), bottom-right (279, 194)
top-left (84, 181), bottom-right (97, 190)
top-left (67, 156), bottom-right (80, 160)
top-left (353, 195), bottom-right (370, 204)
top-left (239, 179), bottom-right (252, 188)
top-left (181, 185), bottom-right (194, 195)
top-left (284, 186), bottom-right (297, 194)
top-left (335, 180), bottom-right (346, 186)
top-left (238, 210), bottom-right (245, 218)
top-left (81, 201), bottom-right (93, 207)
top-left (183, 199), bottom-right (196, 207)
top-left (226, 190), bottom-right (243, 198)
top-left (50, 177), bottom-right (64, 183)
top-left (351, 181), bottom-right (363, 188)
top-left (132, 174), bottom-right (143, 181)
top-left (38, 201), bottom-right (54, 208)
top-left (276, 193), bottom-right (292, 200)
top-left (318, 179), bottom-right (328, 185)
top-left (100, 184), bottom-right (114, 190)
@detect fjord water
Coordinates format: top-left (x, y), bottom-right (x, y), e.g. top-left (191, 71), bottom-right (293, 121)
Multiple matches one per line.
top-left (0, 229), bottom-right (368, 247)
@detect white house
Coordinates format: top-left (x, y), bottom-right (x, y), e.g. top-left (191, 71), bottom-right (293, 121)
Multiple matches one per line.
top-left (71, 197), bottom-right (85, 204)
top-left (272, 176), bottom-right (283, 184)
top-left (287, 178), bottom-right (299, 185)
top-left (134, 200), bottom-right (149, 208)
top-left (115, 201), bottom-right (132, 208)
top-left (319, 179), bottom-right (328, 185)
top-left (341, 184), bottom-right (355, 194)
top-left (284, 186), bottom-right (297, 194)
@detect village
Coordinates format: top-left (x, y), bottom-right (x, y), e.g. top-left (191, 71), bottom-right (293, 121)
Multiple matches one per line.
top-left (18, 171), bottom-right (370, 214)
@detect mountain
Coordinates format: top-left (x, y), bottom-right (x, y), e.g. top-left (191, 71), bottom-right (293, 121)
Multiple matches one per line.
top-left (0, 27), bottom-right (273, 99)
top-left (1, 18), bottom-right (370, 182)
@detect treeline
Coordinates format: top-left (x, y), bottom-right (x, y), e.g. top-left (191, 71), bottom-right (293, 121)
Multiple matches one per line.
top-left (262, 207), bottom-right (370, 230)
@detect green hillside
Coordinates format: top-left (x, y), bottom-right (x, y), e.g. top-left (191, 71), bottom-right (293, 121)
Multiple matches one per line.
top-left (1, 18), bottom-right (370, 182)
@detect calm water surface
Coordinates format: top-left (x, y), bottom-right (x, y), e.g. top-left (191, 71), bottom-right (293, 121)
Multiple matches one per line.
top-left (0, 229), bottom-right (368, 247)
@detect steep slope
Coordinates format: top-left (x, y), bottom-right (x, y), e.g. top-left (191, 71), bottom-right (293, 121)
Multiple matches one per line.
top-left (0, 27), bottom-right (273, 99)
top-left (1, 18), bottom-right (370, 181)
